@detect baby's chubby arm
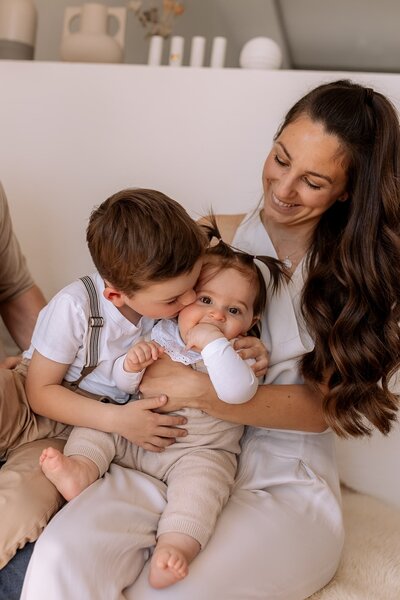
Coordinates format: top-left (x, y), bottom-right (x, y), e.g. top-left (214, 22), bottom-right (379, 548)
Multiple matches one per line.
top-left (124, 340), bottom-right (164, 373)
top-left (111, 340), bottom-right (165, 394)
top-left (186, 324), bottom-right (258, 404)
top-left (26, 349), bottom-right (187, 452)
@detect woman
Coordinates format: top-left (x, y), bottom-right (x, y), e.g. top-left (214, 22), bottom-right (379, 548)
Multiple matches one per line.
top-left (21, 80), bottom-right (400, 599)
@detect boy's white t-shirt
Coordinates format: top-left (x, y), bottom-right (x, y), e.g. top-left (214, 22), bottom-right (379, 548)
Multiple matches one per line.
top-left (24, 272), bottom-right (154, 402)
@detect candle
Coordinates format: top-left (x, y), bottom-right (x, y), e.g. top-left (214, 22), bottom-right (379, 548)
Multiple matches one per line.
top-left (148, 35), bottom-right (163, 66)
top-left (169, 36), bottom-right (184, 67)
top-left (210, 37), bottom-right (226, 68)
top-left (189, 36), bottom-right (205, 67)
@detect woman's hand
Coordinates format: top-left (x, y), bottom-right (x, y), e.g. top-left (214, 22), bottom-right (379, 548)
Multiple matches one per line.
top-left (139, 353), bottom-right (216, 413)
top-left (234, 336), bottom-right (269, 377)
top-left (115, 395), bottom-right (188, 452)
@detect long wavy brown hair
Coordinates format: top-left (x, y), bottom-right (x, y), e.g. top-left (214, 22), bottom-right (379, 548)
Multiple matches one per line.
top-left (276, 80), bottom-right (400, 437)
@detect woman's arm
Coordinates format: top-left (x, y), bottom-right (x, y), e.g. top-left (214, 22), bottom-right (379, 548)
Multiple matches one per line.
top-left (140, 354), bottom-right (327, 432)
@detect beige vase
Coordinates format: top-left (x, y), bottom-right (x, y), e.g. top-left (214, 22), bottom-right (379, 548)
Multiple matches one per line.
top-left (60, 3), bottom-right (126, 64)
top-left (0, 0), bottom-right (37, 60)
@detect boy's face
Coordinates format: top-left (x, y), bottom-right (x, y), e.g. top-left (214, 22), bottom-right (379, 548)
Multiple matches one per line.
top-left (178, 266), bottom-right (257, 343)
top-left (119, 259), bottom-right (203, 320)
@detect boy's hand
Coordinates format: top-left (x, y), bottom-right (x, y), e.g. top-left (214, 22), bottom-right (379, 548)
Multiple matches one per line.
top-left (185, 323), bottom-right (224, 352)
top-left (123, 341), bottom-right (164, 372)
top-left (117, 395), bottom-right (187, 451)
top-left (234, 336), bottom-right (269, 377)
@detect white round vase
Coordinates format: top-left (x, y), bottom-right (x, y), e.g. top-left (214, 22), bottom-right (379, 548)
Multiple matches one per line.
top-left (239, 37), bottom-right (282, 70)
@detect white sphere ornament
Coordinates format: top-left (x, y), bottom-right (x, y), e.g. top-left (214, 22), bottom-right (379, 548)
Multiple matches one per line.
top-left (239, 37), bottom-right (282, 70)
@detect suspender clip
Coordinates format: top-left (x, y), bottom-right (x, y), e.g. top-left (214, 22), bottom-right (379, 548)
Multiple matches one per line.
top-left (89, 316), bottom-right (104, 328)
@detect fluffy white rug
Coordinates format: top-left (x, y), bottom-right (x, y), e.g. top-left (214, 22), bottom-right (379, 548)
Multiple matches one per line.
top-left (309, 488), bottom-right (400, 600)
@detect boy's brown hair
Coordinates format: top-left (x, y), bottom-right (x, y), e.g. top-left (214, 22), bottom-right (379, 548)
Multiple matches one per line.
top-left (87, 188), bottom-right (207, 295)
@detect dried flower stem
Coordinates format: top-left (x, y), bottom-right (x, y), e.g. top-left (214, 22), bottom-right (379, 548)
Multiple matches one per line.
top-left (128, 1), bottom-right (185, 39)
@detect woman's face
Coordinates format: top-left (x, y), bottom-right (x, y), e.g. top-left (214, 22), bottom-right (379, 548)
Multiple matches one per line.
top-left (262, 115), bottom-right (349, 229)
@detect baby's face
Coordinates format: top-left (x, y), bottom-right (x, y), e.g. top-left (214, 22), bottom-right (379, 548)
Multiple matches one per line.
top-left (178, 267), bottom-right (257, 343)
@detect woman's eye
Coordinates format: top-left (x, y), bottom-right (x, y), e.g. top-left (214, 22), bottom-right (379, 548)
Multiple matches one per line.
top-left (304, 178), bottom-right (321, 190)
top-left (199, 296), bottom-right (211, 304)
top-left (274, 154), bottom-right (287, 167)
top-left (229, 307), bottom-right (240, 315)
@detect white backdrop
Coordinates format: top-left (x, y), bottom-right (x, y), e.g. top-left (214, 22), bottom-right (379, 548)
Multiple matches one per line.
top-left (0, 61), bottom-right (399, 507)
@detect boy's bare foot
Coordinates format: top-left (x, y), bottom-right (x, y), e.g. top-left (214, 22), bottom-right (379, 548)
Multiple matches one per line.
top-left (149, 533), bottom-right (201, 589)
top-left (40, 447), bottom-right (98, 501)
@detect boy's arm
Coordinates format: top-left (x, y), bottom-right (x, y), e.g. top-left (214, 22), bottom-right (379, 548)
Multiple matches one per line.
top-left (26, 350), bottom-right (124, 432)
top-left (201, 337), bottom-right (258, 404)
top-left (26, 350), bottom-right (188, 450)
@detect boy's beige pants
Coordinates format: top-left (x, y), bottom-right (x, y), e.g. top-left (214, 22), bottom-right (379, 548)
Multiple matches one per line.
top-left (0, 362), bottom-right (70, 569)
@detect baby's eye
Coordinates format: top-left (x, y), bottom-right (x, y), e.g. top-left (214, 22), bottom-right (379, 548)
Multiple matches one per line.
top-left (166, 298), bottom-right (177, 305)
top-left (199, 296), bottom-right (211, 304)
top-left (228, 307), bottom-right (241, 315)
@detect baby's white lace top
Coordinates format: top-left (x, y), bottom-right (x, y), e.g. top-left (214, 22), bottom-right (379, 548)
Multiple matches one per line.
top-left (151, 319), bottom-right (201, 365)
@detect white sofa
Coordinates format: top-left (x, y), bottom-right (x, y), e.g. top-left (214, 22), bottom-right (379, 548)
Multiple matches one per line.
top-left (1, 62), bottom-right (399, 597)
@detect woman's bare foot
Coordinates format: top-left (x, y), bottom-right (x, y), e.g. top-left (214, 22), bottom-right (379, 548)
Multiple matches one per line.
top-left (149, 533), bottom-right (200, 589)
top-left (40, 447), bottom-right (98, 501)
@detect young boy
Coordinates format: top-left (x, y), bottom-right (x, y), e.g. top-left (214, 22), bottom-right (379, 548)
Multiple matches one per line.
top-left (0, 188), bottom-right (207, 568)
top-left (38, 223), bottom-right (283, 589)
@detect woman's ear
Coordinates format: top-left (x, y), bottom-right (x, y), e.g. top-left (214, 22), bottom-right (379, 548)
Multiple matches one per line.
top-left (337, 192), bottom-right (349, 202)
top-left (103, 285), bottom-right (125, 307)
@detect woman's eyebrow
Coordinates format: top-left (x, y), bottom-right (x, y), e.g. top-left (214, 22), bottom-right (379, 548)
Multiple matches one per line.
top-left (276, 141), bottom-right (333, 183)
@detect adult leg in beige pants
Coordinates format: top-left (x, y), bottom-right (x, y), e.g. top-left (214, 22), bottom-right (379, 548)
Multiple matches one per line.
top-left (0, 364), bottom-right (69, 568)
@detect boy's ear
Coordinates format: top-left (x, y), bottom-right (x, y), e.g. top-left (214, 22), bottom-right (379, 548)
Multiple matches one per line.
top-left (103, 285), bottom-right (125, 307)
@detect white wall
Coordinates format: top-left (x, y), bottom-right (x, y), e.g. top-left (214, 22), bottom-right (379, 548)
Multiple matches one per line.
top-left (0, 62), bottom-right (399, 508)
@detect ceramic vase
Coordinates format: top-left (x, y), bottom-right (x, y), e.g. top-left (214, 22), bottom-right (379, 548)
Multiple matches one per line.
top-left (0, 0), bottom-right (37, 60)
top-left (60, 2), bottom-right (126, 64)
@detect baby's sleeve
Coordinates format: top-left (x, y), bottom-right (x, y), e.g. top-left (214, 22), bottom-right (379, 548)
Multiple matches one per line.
top-left (201, 337), bottom-right (258, 404)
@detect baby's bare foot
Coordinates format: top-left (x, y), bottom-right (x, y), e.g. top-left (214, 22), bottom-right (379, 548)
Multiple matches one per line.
top-left (149, 545), bottom-right (189, 589)
top-left (40, 447), bottom-right (98, 501)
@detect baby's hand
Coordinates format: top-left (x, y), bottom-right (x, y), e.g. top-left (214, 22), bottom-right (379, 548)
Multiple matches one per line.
top-left (185, 323), bottom-right (224, 352)
top-left (124, 341), bottom-right (164, 372)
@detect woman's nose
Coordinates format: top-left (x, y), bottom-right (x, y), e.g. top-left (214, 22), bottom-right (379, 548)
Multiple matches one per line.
top-left (276, 175), bottom-right (297, 200)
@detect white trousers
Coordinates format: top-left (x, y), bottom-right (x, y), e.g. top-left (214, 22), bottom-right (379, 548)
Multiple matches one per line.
top-left (21, 428), bottom-right (344, 600)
